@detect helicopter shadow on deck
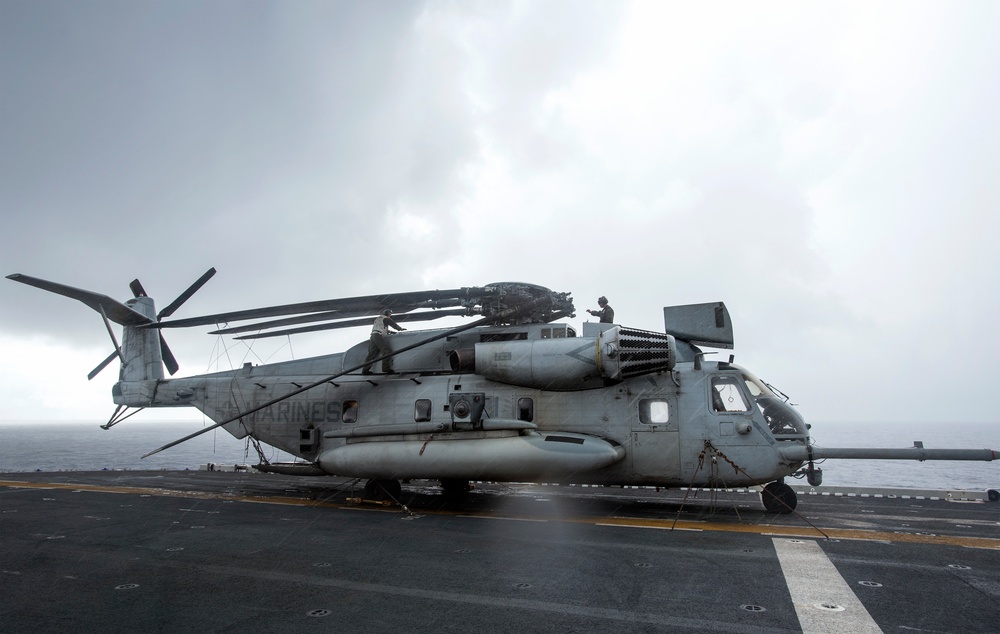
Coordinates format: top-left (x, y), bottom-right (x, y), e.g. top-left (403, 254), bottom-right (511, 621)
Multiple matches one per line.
top-left (274, 477), bottom-right (781, 526)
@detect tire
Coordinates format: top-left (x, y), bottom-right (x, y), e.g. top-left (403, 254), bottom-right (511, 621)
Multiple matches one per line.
top-left (363, 479), bottom-right (401, 501)
top-left (440, 479), bottom-right (471, 495)
top-left (761, 481), bottom-right (797, 513)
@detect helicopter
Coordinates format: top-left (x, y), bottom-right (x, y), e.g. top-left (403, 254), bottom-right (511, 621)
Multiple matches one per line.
top-left (6, 269), bottom-right (997, 513)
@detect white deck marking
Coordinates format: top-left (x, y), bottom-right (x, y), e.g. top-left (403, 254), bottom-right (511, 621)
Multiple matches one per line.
top-left (773, 538), bottom-right (883, 634)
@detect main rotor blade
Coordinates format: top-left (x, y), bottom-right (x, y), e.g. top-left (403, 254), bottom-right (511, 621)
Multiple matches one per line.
top-left (141, 297), bottom-right (545, 459)
top-left (228, 309), bottom-right (470, 340)
top-left (208, 309), bottom-right (349, 335)
top-left (152, 288), bottom-right (483, 329)
top-left (157, 267), bottom-right (217, 320)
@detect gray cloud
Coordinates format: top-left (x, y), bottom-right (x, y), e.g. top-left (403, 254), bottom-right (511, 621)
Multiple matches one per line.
top-left (2, 1), bottom-right (998, 425)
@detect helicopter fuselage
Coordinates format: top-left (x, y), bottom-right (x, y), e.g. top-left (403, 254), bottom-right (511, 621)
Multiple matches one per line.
top-left (10, 272), bottom-right (995, 512)
top-left (113, 323), bottom-right (808, 489)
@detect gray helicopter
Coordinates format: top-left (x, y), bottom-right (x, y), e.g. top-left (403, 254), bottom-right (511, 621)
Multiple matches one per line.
top-left (7, 270), bottom-right (996, 512)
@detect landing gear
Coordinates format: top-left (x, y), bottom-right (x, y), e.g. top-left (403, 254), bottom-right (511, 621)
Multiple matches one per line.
top-left (440, 478), bottom-right (472, 495)
top-left (362, 478), bottom-right (402, 501)
top-left (761, 481), bottom-right (797, 513)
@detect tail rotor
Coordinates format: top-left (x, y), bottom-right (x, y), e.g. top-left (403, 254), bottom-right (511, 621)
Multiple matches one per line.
top-left (127, 268), bottom-right (216, 377)
top-left (6, 268), bottom-right (216, 380)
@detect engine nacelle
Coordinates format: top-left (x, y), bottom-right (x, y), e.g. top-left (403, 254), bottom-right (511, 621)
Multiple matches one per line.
top-left (449, 326), bottom-right (676, 390)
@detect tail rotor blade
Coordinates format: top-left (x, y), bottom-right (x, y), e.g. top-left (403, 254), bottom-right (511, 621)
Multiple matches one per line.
top-left (129, 279), bottom-right (147, 298)
top-left (88, 351), bottom-right (118, 381)
top-left (157, 268), bottom-right (217, 320)
top-left (137, 267), bottom-right (216, 376)
top-left (160, 334), bottom-right (179, 375)
top-left (88, 305), bottom-right (125, 380)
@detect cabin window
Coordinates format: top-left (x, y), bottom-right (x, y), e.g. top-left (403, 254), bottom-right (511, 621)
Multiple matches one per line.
top-left (711, 375), bottom-right (750, 413)
top-left (639, 399), bottom-right (670, 424)
top-left (414, 399), bottom-right (432, 422)
top-left (517, 397), bottom-right (534, 422)
top-left (342, 400), bottom-right (359, 424)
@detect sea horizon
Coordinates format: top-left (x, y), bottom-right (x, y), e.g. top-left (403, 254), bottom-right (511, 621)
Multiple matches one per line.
top-left (1, 419), bottom-right (997, 491)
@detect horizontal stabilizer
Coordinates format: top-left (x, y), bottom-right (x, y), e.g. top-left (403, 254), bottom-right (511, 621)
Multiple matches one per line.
top-left (6, 274), bottom-right (153, 326)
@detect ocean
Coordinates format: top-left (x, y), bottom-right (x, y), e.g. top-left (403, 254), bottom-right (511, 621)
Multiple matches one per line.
top-left (0, 420), bottom-right (997, 491)
top-left (0, 421), bottom-right (289, 473)
top-left (805, 420), bottom-right (999, 491)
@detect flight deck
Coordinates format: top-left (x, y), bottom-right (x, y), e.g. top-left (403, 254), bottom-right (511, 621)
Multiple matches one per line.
top-left (2, 471), bottom-right (997, 633)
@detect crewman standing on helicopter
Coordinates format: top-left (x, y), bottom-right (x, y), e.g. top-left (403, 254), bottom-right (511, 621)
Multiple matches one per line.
top-left (587, 296), bottom-right (614, 323)
top-left (362, 309), bottom-right (406, 374)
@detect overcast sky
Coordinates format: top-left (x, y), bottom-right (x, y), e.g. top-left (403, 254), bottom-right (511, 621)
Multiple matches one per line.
top-left (2, 1), bottom-right (999, 430)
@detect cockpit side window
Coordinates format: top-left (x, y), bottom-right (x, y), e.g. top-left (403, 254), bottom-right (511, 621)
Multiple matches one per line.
top-left (711, 375), bottom-right (750, 413)
top-left (740, 371), bottom-right (772, 397)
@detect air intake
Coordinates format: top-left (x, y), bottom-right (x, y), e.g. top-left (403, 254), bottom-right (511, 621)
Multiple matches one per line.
top-left (616, 327), bottom-right (676, 378)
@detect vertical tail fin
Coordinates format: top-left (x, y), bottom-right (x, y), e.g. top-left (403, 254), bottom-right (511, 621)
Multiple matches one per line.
top-left (119, 296), bottom-right (165, 381)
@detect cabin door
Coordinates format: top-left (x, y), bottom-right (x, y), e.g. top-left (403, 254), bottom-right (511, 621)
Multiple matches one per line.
top-left (629, 394), bottom-right (681, 482)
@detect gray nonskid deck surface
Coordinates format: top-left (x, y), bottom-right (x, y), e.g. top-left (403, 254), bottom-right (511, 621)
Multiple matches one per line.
top-left (1, 471), bottom-right (998, 633)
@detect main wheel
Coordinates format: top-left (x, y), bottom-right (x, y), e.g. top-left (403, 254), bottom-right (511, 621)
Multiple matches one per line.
top-left (761, 481), bottom-right (797, 513)
top-left (440, 478), bottom-right (472, 495)
top-left (363, 478), bottom-right (402, 501)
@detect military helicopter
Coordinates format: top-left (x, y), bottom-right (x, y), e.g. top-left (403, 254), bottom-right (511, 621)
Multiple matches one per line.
top-left (7, 270), bottom-right (997, 513)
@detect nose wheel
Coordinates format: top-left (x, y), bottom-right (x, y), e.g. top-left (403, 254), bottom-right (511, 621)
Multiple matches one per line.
top-left (761, 481), bottom-right (797, 513)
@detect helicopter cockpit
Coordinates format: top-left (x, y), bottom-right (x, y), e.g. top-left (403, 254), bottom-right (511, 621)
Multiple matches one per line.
top-left (711, 367), bottom-right (809, 442)
top-left (742, 370), bottom-right (808, 441)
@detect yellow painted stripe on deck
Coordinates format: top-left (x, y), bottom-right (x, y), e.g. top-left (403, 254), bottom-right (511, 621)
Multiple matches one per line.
top-left (0, 479), bottom-right (346, 509)
top-left (574, 515), bottom-right (1000, 549)
top-left (3, 479), bottom-right (997, 550)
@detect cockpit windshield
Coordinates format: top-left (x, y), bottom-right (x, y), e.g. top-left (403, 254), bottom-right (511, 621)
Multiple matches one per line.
top-left (741, 371), bottom-right (808, 441)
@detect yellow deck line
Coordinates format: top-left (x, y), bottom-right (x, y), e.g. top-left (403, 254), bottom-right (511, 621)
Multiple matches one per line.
top-left (4, 479), bottom-right (996, 550)
top-left (0, 479), bottom-right (345, 508)
top-left (578, 515), bottom-right (999, 549)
